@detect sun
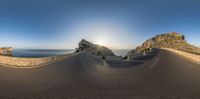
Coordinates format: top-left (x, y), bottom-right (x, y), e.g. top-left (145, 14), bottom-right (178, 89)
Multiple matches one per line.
top-left (95, 38), bottom-right (107, 46)
top-left (96, 40), bottom-right (104, 46)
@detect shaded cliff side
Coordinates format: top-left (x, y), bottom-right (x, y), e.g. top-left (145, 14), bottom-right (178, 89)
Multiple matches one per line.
top-left (126, 32), bottom-right (200, 58)
top-left (76, 39), bottom-right (116, 57)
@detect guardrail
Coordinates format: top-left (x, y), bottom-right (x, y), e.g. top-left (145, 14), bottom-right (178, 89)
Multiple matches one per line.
top-left (162, 48), bottom-right (200, 63)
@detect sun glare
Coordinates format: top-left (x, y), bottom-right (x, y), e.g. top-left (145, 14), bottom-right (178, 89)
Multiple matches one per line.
top-left (95, 39), bottom-right (106, 46)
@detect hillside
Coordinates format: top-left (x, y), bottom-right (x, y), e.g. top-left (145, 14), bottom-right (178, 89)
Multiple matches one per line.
top-left (75, 39), bottom-right (116, 57)
top-left (126, 32), bottom-right (200, 58)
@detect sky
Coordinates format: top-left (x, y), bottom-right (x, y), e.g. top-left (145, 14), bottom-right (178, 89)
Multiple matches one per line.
top-left (0, 0), bottom-right (200, 49)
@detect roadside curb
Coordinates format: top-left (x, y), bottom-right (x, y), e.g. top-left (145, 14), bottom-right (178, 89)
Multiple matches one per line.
top-left (162, 48), bottom-right (200, 64)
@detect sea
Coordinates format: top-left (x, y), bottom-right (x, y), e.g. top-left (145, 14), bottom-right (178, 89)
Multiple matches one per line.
top-left (12, 49), bottom-right (131, 58)
top-left (13, 49), bottom-right (75, 58)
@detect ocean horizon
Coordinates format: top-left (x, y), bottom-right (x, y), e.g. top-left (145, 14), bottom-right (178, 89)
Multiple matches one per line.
top-left (12, 49), bottom-right (130, 58)
top-left (13, 49), bottom-right (75, 58)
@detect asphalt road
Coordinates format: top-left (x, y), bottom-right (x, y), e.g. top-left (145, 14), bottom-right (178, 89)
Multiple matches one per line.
top-left (0, 49), bottom-right (200, 99)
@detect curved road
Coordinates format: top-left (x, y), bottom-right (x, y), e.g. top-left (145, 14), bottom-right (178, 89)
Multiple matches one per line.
top-left (0, 49), bottom-right (200, 99)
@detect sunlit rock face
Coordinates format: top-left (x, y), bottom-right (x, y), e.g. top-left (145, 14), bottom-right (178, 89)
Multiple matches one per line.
top-left (126, 32), bottom-right (200, 58)
top-left (0, 47), bottom-right (13, 56)
top-left (76, 39), bottom-right (116, 56)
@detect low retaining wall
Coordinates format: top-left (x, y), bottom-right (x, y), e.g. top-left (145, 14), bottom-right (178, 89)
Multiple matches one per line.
top-left (162, 48), bottom-right (200, 63)
top-left (0, 55), bottom-right (58, 67)
top-left (0, 53), bottom-right (74, 68)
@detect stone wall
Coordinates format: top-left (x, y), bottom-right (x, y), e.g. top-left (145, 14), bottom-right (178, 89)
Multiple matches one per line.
top-left (0, 55), bottom-right (61, 67)
top-left (0, 54), bottom-right (73, 67)
top-left (162, 48), bottom-right (200, 63)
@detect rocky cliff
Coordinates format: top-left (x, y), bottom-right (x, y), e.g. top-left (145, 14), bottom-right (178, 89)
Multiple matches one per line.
top-left (76, 39), bottom-right (116, 57)
top-left (126, 32), bottom-right (200, 58)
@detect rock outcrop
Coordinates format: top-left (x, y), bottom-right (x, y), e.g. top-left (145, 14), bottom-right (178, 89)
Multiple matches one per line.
top-left (126, 32), bottom-right (200, 58)
top-left (0, 47), bottom-right (12, 56)
top-left (76, 39), bottom-right (116, 57)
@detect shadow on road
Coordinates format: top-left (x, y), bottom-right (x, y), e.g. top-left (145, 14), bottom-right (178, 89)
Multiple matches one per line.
top-left (106, 49), bottom-right (160, 68)
top-left (107, 61), bottom-right (143, 68)
top-left (133, 54), bottom-right (157, 61)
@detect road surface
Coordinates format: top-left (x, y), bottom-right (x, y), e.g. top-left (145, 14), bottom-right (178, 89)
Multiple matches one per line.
top-left (0, 49), bottom-right (199, 99)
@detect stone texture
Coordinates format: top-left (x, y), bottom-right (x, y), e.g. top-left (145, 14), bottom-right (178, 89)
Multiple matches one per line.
top-left (0, 53), bottom-right (72, 68)
top-left (126, 32), bottom-right (200, 58)
top-left (0, 55), bottom-right (61, 67)
top-left (76, 39), bottom-right (116, 57)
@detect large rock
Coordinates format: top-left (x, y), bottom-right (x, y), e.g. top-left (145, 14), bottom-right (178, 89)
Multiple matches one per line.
top-left (126, 32), bottom-right (200, 58)
top-left (76, 39), bottom-right (116, 57)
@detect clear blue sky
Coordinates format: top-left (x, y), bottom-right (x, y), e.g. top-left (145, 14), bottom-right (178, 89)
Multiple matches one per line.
top-left (0, 0), bottom-right (199, 49)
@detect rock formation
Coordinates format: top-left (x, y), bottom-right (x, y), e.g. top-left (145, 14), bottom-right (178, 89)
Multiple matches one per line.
top-left (126, 32), bottom-right (200, 58)
top-left (0, 47), bottom-right (13, 56)
top-left (76, 39), bottom-right (116, 57)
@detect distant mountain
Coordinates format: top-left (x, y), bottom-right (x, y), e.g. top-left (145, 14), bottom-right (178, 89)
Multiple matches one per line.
top-left (76, 39), bottom-right (116, 57)
top-left (126, 32), bottom-right (200, 58)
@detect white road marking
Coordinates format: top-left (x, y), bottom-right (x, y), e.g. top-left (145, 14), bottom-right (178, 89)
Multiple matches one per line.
top-left (150, 57), bottom-right (160, 68)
